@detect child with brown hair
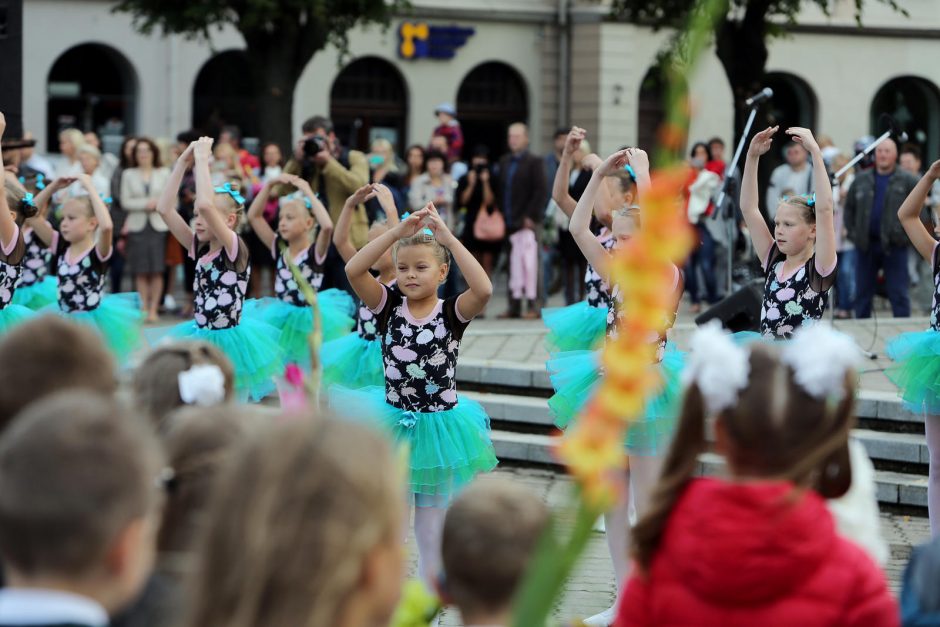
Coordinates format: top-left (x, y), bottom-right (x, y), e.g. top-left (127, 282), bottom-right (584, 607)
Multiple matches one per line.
top-left (321, 183), bottom-right (400, 389)
top-left (245, 172), bottom-right (355, 370)
top-left (132, 341), bottom-right (235, 429)
top-left (156, 138), bottom-right (282, 401)
top-left (331, 202), bottom-right (497, 584)
top-left (740, 126), bottom-right (836, 339)
top-left (12, 173), bottom-right (67, 311)
top-left (0, 390), bottom-right (163, 626)
top-left (183, 415), bottom-right (406, 627)
top-left (616, 323), bottom-right (898, 626)
top-left (440, 475), bottom-right (549, 627)
top-left (0, 315), bottom-right (116, 430)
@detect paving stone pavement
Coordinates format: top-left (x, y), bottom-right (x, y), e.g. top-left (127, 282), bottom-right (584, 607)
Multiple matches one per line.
top-left (409, 467), bottom-right (931, 627)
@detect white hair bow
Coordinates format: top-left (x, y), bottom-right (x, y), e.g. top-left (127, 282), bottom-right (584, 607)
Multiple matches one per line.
top-left (781, 323), bottom-right (862, 400)
top-left (178, 364), bottom-right (226, 406)
top-left (682, 321), bottom-right (750, 415)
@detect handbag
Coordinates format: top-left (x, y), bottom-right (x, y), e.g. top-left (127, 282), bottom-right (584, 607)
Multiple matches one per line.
top-left (473, 206), bottom-right (506, 242)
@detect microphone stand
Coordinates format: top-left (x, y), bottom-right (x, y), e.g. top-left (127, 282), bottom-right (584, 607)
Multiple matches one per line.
top-left (830, 128), bottom-right (893, 185)
top-left (713, 104), bottom-right (761, 294)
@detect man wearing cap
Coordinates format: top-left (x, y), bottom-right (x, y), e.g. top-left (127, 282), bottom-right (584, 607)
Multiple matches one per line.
top-left (431, 103), bottom-right (464, 164)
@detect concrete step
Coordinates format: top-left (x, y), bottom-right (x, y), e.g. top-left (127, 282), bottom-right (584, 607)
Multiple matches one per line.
top-left (467, 391), bottom-right (928, 467)
top-left (459, 358), bottom-right (924, 426)
top-left (490, 430), bottom-right (929, 509)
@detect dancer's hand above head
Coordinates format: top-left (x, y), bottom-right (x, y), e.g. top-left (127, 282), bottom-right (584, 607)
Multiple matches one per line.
top-left (748, 126), bottom-right (778, 158)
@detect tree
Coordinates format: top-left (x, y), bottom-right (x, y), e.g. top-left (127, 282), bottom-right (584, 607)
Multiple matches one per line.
top-left (611, 0), bottom-right (907, 141)
top-left (113, 0), bottom-right (403, 149)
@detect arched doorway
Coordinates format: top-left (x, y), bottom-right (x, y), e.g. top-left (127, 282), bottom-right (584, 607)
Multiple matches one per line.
top-left (457, 61), bottom-right (528, 161)
top-left (46, 43), bottom-right (138, 153)
top-left (870, 76), bottom-right (940, 162)
top-left (192, 50), bottom-right (259, 140)
top-left (637, 65), bottom-right (689, 152)
top-left (759, 72), bottom-right (818, 211)
top-left (330, 57), bottom-right (408, 153)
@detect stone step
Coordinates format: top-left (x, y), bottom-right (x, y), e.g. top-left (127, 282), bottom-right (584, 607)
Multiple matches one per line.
top-left (465, 391), bottom-right (929, 467)
top-left (489, 430), bottom-right (928, 509)
top-left (458, 358), bottom-right (924, 426)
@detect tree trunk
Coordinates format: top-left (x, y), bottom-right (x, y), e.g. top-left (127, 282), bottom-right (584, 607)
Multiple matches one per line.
top-left (713, 0), bottom-right (772, 143)
top-left (244, 38), bottom-right (304, 154)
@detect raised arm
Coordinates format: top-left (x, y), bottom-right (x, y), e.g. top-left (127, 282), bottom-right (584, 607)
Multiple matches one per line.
top-left (289, 175), bottom-right (333, 260)
top-left (741, 126), bottom-right (778, 264)
top-left (899, 160), bottom-right (940, 262)
top-left (193, 137), bottom-right (236, 253)
top-left (247, 174), bottom-right (289, 251)
top-left (372, 182), bottom-right (401, 227)
top-left (571, 150), bottom-right (631, 281)
top-left (334, 184), bottom-right (376, 263)
top-left (627, 148), bottom-right (652, 199)
top-left (788, 127), bottom-right (835, 272)
top-left (582, 153), bottom-right (614, 226)
top-left (0, 115), bottom-right (17, 248)
top-left (158, 143), bottom-right (196, 248)
top-left (346, 208), bottom-right (429, 309)
top-left (24, 178), bottom-right (68, 247)
top-left (81, 175), bottom-right (113, 258)
top-left (552, 127), bottom-right (585, 217)
top-left (426, 203), bottom-right (492, 319)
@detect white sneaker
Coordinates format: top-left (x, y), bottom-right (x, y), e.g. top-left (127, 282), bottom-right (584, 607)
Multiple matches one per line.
top-left (593, 516), bottom-right (606, 532)
top-left (163, 294), bottom-right (178, 311)
top-left (582, 606), bottom-right (617, 626)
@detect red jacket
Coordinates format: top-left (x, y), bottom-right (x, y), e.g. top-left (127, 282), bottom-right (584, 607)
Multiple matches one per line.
top-left (616, 479), bottom-right (899, 627)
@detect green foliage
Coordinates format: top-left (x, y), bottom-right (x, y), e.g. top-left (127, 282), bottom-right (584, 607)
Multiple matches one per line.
top-left (611, 0), bottom-right (908, 31)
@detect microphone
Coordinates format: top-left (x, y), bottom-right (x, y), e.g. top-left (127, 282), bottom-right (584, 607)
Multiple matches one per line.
top-left (881, 113), bottom-right (909, 144)
top-left (745, 87), bottom-right (773, 107)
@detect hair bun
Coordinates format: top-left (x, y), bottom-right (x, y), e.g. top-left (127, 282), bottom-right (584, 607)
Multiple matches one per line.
top-left (19, 198), bottom-right (39, 219)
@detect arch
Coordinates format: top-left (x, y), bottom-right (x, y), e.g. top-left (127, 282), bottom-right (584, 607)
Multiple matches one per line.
top-left (457, 61), bottom-right (529, 161)
top-left (870, 75), bottom-right (940, 161)
top-left (46, 43), bottom-right (138, 153)
top-left (330, 56), bottom-right (408, 153)
top-left (192, 50), bottom-right (259, 140)
top-left (763, 72), bottom-right (817, 131)
top-left (636, 65), bottom-right (688, 152)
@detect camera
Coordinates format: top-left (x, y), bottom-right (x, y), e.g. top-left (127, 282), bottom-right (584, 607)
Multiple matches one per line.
top-left (473, 163), bottom-right (488, 174)
top-left (303, 135), bottom-right (328, 159)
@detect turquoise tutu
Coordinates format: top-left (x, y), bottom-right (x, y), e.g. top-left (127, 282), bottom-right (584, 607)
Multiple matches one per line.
top-left (328, 385), bottom-right (498, 499)
top-left (321, 333), bottom-right (385, 389)
top-left (542, 300), bottom-right (607, 353)
top-left (44, 293), bottom-right (143, 365)
top-left (245, 289), bottom-right (354, 370)
top-left (162, 318), bottom-right (284, 403)
top-left (0, 304), bottom-right (35, 335)
top-left (11, 276), bottom-right (57, 310)
top-left (546, 346), bottom-right (684, 455)
top-left (887, 330), bottom-right (940, 414)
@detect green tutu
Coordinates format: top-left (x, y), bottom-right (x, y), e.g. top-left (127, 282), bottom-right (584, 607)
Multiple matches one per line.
top-left (546, 346), bottom-right (684, 455)
top-left (0, 304), bottom-right (35, 336)
top-left (11, 276), bottom-right (57, 310)
top-left (321, 333), bottom-right (385, 389)
top-left (887, 329), bottom-right (940, 414)
top-left (162, 318), bottom-right (284, 402)
top-left (44, 293), bottom-right (142, 366)
top-left (245, 289), bottom-right (354, 370)
top-left (329, 385), bottom-right (498, 499)
top-left (542, 300), bottom-right (607, 353)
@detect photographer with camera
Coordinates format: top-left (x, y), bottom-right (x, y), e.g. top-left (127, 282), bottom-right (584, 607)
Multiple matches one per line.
top-left (274, 115), bottom-right (369, 292)
top-left (457, 145), bottom-right (502, 280)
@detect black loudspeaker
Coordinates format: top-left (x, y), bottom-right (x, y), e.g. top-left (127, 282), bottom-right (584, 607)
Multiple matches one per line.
top-left (0, 0), bottom-right (23, 138)
top-left (694, 278), bottom-right (764, 332)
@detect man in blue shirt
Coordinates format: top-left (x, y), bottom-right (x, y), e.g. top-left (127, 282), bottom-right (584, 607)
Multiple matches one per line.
top-left (844, 138), bottom-right (919, 318)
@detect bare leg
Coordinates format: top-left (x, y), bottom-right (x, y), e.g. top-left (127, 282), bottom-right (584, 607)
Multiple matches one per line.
top-left (927, 414), bottom-right (940, 535)
top-left (150, 274), bottom-right (165, 321)
top-left (135, 274), bottom-right (150, 317)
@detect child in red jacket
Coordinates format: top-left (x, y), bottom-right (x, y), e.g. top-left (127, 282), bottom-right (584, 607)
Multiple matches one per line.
top-left (616, 323), bottom-right (899, 627)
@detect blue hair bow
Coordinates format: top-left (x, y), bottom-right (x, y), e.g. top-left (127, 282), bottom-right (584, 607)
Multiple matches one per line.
top-left (780, 192), bottom-right (816, 207)
top-left (807, 193), bottom-right (816, 208)
top-left (401, 211), bottom-right (434, 237)
top-left (21, 193), bottom-right (35, 208)
top-left (214, 182), bottom-right (245, 205)
top-left (100, 194), bottom-right (113, 205)
top-left (35, 174), bottom-right (46, 190)
top-left (623, 164), bottom-right (637, 181)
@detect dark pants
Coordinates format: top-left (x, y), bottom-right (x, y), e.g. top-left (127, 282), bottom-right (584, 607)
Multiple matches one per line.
top-left (321, 242), bottom-right (353, 295)
top-left (685, 223), bottom-right (720, 305)
top-left (855, 242), bottom-right (910, 318)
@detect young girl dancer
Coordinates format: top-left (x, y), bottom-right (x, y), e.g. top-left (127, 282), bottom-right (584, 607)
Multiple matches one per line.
top-left (330, 203), bottom-right (497, 585)
top-left (29, 173), bottom-right (142, 363)
top-left (617, 324), bottom-right (897, 626)
top-left (321, 183), bottom-right (400, 389)
top-left (887, 159), bottom-right (940, 535)
top-left (245, 173), bottom-right (354, 369)
top-left (157, 137), bottom-right (282, 402)
top-left (542, 126), bottom-right (619, 353)
top-left (547, 148), bottom-right (684, 627)
top-left (741, 126), bottom-right (836, 339)
top-left (11, 174), bottom-right (57, 310)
